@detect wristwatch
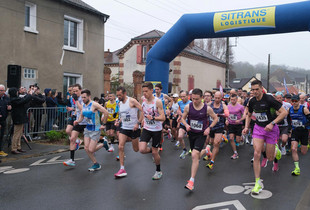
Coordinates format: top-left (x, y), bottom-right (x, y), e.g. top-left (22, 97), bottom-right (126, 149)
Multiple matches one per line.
top-left (271, 121), bottom-right (275, 125)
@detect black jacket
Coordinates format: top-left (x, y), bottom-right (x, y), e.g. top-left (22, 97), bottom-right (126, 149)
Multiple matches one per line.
top-left (30, 93), bottom-right (46, 108)
top-left (10, 94), bottom-right (32, 125)
top-left (0, 94), bottom-right (10, 121)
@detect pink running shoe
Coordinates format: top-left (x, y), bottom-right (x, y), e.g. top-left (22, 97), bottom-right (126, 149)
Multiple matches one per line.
top-left (261, 158), bottom-right (268, 168)
top-left (272, 162), bottom-right (279, 172)
top-left (114, 169), bottom-right (127, 178)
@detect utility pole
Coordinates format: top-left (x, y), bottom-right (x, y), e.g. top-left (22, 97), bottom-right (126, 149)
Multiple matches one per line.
top-left (225, 37), bottom-right (229, 88)
top-left (267, 54), bottom-right (270, 92)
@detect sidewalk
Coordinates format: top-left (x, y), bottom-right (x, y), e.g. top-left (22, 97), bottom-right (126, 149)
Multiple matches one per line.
top-left (0, 141), bottom-right (70, 163)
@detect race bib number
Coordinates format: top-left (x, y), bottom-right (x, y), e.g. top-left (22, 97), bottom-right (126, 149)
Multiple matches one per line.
top-left (292, 120), bottom-right (303, 127)
top-left (124, 114), bottom-right (131, 122)
top-left (85, 118), bottom-right (93, 125)
top-left (229, 114), bottom-right (237, 121)
top-left (145, 118), bottom-right (155, 125)
top-left (256, 113), bottom-right (268, 122)
top-left (190, 120), bottom-right (203, 131)
top-left (107, 108), bottom-right (114, 114)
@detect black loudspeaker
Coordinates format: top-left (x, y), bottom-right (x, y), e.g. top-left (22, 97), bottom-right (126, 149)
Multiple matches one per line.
top-left (168, 82), bottom-right (172, 93)
top-left (7, 65), bottom-right (21, 88)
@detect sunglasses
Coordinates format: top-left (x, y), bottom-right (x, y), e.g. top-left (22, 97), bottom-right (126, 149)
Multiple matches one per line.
top-left (292, 100), bottom-right (299, 103)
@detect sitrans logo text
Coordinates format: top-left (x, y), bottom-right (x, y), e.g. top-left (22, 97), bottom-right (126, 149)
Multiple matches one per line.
top-left (213, 7), bottom-right (276, 33)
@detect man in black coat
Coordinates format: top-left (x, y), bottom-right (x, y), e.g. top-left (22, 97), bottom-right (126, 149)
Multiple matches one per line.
top-left (0, 84), bottom-right (11, 157)
top-left (30, 86), bottom-right (46, 139)
top-left (9, 87), bottom-right (32, 154)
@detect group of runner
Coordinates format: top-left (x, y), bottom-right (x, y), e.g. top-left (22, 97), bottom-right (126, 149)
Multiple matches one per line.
top-left (62, 80), bottom-right (310, 195)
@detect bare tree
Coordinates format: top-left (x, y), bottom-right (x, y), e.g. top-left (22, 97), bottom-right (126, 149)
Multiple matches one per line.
top-left (195, 38), bottom-right (234, 63)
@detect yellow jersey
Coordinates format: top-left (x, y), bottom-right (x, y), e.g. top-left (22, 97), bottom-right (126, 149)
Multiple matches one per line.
top-left (106, 100), bottom-right (118, 122)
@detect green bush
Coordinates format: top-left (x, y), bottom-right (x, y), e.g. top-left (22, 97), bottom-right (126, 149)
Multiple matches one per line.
top-left (46, 130), bottom-right (62, 141)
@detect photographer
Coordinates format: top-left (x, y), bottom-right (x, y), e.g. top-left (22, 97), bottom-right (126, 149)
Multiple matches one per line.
top-left (0, 84), bottom-right (11, 157)
top-left (9, 87), bottom-right (32, 154)
top-left (30, 85), bottom-right (45, 139)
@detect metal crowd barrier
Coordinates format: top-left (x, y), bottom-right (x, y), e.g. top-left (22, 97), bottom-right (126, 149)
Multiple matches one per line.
top-left (24, 107), bottom-right (69, 139)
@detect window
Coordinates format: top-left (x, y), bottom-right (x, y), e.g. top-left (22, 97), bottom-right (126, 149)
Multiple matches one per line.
top-left (24, 68), bottom-right (36, 79)
top-left (24, 2), bottom-right (38, 34)
top-left (63, 73), bottom-right (83, 94)
top-left (142, 45), bottom-right (147, 62)
top-left (63, 15), bottom-right (84, 53)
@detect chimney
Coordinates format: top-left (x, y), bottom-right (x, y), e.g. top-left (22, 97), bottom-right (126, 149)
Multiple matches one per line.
top-left (256, 73), bottom-right (261, 81)
top-left (104, 49), bottom-right (111, 58)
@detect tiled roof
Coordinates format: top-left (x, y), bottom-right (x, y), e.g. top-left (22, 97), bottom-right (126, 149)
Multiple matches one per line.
top-left (104, 49), bottom-right (122, 65)
top-left (230, 77), bottom-right (277, 92)
top-left (63, 0), bottom-right (109, 18)
top-left (183, 45), bottom-right (225, 64)
top-left (132, 30), bottom-right (165, 40)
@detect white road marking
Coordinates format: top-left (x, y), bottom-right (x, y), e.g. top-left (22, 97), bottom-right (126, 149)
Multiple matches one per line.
top-left (30, 156), bottom-right (84, 166)
top-left (192, 200), bottom-right (246, 210)
top-left (3, 168), bottom-right (30, 174)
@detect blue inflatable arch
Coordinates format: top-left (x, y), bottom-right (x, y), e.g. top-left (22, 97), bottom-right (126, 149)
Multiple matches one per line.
top-left (145, 1), bottom-right (310, 93)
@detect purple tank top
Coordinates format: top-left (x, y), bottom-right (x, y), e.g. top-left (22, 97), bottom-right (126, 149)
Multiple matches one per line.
top-left (188, 102), bottom-right (208, 133)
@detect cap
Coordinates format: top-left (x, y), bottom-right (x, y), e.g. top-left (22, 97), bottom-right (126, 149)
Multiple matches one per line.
top-left (224, 94), bottom-right (230, 98)
top-left (275, 91), bottom-right (284, 97)
top-left (284, 94), bottom-right (292, 99)
top-left (291, 95), bottom-right (299, 101)
top-left (172, 93), bottom-right (179, 98)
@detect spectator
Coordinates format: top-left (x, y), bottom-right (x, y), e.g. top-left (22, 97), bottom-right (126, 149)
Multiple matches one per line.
top-left (45, 89), bottom-right (58, 131)
top-left (30, 86), bottom-right (46, 139)
top-left (98, 93), bottom-right (106, 106)
top-left (0, 84), bottom-right (11, 157)
top-left (9, 87), bottom-right (32, 154)
top-left (93, 97), bottom-right (99, 103)
top-left (56, 92), bottom-right (67, 129)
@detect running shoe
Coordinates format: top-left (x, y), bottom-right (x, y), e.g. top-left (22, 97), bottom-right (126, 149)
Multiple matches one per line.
top-left (261, 158), bottom-right (268, 168)
top-left (167, 129), bottom-right (172, 139)
top-left (175, 141), bottom-right (180, 147)
top-left (235, 142), bottom-right (239, 147)
top-left (179, 150), bottom-right (188, 159)
top-left (239, 140), bottom-right (244, 146)
top-left (63, 159), bottom-right (75, 167)
top-left (152, 171), bottom-right (163, 180)
top-left (159, 147), bottom-right (163, 151)
top-left (108, 144), bottom-right (114, 152)
top-left (116, 155), bottom-right (126, 161)
top-left (245, 139), bottom-right (250, 144)
top-left (275, 144), bottom-right (282, 160)
top-left (206, 162), bottom-right (214, 170)
top-left (203, 155), bottom-right (209, 161)
top-left (114, 169), bottom-right (127, 178)
top-left (251, 157), bottom-right (254, 164)
top-left (88, 163), bottom-right (101, 171)
top-left (231, 153), bottom-right (239, 160)
top-left (272, 162), bottom-right (279, 172)
top-left (185, 180), bottom-right (194, 191)
top-left (103, 139), bottom-right (109, 151)
top-left (205, 145), bottom-right (212, 158)
top-left (281, 146), bottom-right (286, 155)
top-left (222, 135), bottom-right (228, 143)
top-left (75, 139), bottom-right (82, 151)
top-left (291, 168), bottom-right (300, 176)
top-left (0, 151), bottom-right (8, 157)
top-left (251, 180), bottom-right (264, 195)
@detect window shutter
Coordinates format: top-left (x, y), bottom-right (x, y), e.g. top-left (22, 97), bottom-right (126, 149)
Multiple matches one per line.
top-left (137, 45), bottom-right (142, 64)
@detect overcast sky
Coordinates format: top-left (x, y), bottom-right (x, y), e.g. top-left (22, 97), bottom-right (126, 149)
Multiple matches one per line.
top-left (83, 0), bottom-right (310, 70)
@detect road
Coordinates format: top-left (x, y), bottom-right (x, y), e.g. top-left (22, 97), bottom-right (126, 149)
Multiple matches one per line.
top-left (1, 138), bottom-right (309, 210)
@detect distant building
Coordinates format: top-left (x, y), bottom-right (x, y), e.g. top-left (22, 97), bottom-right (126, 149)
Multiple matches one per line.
top-left (104, 30), bottom-right (226, 94)
top-left (0, 0), bottom-right (109, 97)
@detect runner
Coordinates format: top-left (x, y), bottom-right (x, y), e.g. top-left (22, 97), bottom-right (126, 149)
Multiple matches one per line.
top-left (139, 82), bottom-right (165, 180)
top-left (275, 91), bottom-right (291, 156)
top-left (206, 91), bottom-right (229, 169)
top-left (114, 86), bottom-right (143, 178)
top-left (288, 94), bottom-right (310, 176)
top-left (181, 88), bottom-right (218, 191)
top-left (177, 91), bottom-right (191, 159)
top-left (63, 84), bottom-right (88, 167)
top-left (154, 83), bottom-right (171, 151)
top-left (105, 93), bottom-right (119, 152)
top-left (242, 80), bottom-right (287, 195)
top-left (73, 89), bottom-right (109, 171)
top-left (226, 94), bottom-right (245, 159)
top-left (170, 94), bottom-right (180, 142)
